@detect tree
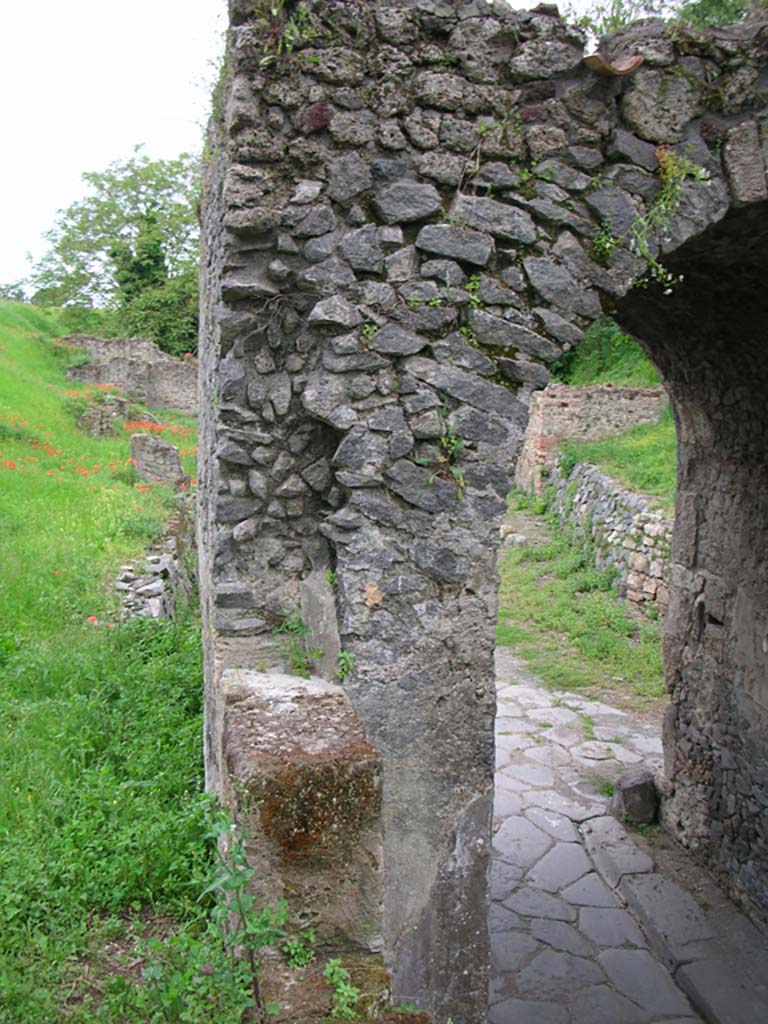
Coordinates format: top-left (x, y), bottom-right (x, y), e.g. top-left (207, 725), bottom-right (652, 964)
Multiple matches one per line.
top-left (29, 147), bottom-right (199, 308)
top-left (569, 0), bottom-right (762, 38)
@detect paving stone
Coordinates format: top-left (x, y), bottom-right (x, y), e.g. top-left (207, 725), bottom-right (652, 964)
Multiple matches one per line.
top-left (524, 744), bottom-right (572, 768)
top-left (582, 816), bottom-right (655, 887)
top-left (495, 773), bottom-right (529, 793)
top-left (496, 710), bottom-right (535, 727)
top-left (492, 815), bottom-right (552, 868)
top-left (547, 725), bottom-right (583, 748)
top-left (491, 857), bottom-right (525, 901)
top-left (523, 788), bottom-right (605, 822)
top-left (503, 762), bottom-right (555, 788)
top-left (677, 953), bottom-right (768, 1024)
top-left (490, 900), bottom-right (526, 933)
top-left (495, 747), bottom-right (512, 769)
top-left (578, 907), bottom-right (646, 947)
top-left (526, 842), bottom-right (592, 893)
top-left (504, 885), bottom-right (577, 922)
top-left (493, 787), bottom-right (525, 819)
top-left (570, 984), bottom-right (646, 1024)
top-left (598, 949), bottom-right (694, 1016)
top-left (619, 872), bottom-right (716, 968)
top-left (498, 733), bottom-right (534, 753)
top-left (491, 930), bottom-right (541, 972)
top-left (512, 685), bottom-right (555, 708)
top-left (517, 949), bottom-right (606, 1000)
top-left (572, 741), bottom-right (616, 761)
top-left (524, 807), bottom-right (579, 843)
top-left (531, 706), bottom-right (582, 727)
top-left (561, 873), bottom-right (621, 908)
top-left (489, 997), bottom-right (569, 1024)
top-left (531, 918), bottom-right (595, 956)
top-left (604, 743), bottom-right (645, 765)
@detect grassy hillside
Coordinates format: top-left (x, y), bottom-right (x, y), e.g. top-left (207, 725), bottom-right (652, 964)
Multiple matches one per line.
top-left (553, 316), bottom-right (661, 387)
top-left (0, 302), bottom-right (208, 1022)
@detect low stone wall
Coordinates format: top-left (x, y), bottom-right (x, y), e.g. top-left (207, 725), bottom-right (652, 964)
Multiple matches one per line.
top-left (548, 459), bottom-right (672, 614)
top-left (515, 382), bottom-right (667, 493)
top-left (115, 504), bottom-right (197, 620)
top-left (66, 335), bottom-right (198, 415)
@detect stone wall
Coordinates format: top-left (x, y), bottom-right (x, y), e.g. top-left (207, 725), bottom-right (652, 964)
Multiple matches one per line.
top-left (198, 0), bottom-right (768, 1014)
top-left (516, 381), bottom-right (667, 493)
top-left (66, 335), bottom-right (198, 414)
top-left (548, 457), bottom-right (673, 613)
top-left (115, 503), bottom-right (197, 620)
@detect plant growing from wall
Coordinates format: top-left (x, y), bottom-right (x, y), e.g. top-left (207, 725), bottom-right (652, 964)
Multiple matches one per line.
top-left (323, 957), bottom-right (361, 1020)
top-left (336, 649), bottom-right (356, 680)
top-left (627, 147), bottom-right (707, 289)
top-left (273, 607), bottom-right (321, 678)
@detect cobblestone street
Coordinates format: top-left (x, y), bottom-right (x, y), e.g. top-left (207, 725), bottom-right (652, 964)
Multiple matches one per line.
top-left (490, 649), bottom-right (767, 1024)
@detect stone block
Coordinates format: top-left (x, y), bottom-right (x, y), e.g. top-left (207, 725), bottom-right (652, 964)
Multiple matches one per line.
top-left (609, 765), bottom-right (658, 825)
top-left (618, 873), bottom-right (716, 969)
top-left (222, 670), bottom-right (383, 952)
top-left (130, 434), bottom-right (189, 489)
top-left (581, 816), bottom-right (655, 888)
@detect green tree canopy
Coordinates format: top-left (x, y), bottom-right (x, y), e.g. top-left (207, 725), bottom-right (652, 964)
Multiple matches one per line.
top-left (29, 148), bottom-right (199, 308)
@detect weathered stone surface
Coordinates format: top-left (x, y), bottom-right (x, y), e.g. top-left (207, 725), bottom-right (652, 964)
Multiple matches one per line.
top-left (598, 949), bottom-right (693, 1016)
top-left (373, 182), bottom-right (442, 224)
top-left (609, 765), bottom-right (658, 824)
top-left (131, 434), bottom-right (189, 489)
top-left (621, 69), bottom-right (704, 144)
top-left (449, 194), bottom-right (537, 244)
top-left (619, 873), bottom-right (716, 967)
top-left (523, 257), bottom-right (601, 319)
top-left (470, 309), bottom-right (561, 362)
top-left (415, 224), bottom-right (494, 265)
top-left (724, 121), bottom-right (768, 204)
top-left (516, 949), bottom-right (605, 999)
top-left (510, 41), bottom-right (583, 81)
top-left (582, 817), bottom-right (655, 888)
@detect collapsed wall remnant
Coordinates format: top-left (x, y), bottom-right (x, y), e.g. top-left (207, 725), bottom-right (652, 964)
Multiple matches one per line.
top-left (199, 1), bottom-right (768, 1017)
top-left (515, 381), bottom-right (668, 492)
top-left (66, 335), bottom-right (198, 414)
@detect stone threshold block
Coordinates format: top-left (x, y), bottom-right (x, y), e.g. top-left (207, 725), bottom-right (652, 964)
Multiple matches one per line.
top-left (221, 670), bottom-right (384, 954)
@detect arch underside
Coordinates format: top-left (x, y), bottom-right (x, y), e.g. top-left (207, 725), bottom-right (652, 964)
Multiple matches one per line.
top-left (617, 200), bottom-right (768, 917)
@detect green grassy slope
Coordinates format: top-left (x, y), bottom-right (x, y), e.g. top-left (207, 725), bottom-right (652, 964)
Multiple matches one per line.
top-left (0, 302), bottom-right (207, 1022)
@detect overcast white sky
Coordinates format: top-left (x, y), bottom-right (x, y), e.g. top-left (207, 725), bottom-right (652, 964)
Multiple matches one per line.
top-left (0, 0), bottom-right (586, 289)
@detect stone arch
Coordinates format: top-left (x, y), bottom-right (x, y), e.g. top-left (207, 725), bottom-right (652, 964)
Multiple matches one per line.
top-left (198, 3), bottom-right (768, 1020)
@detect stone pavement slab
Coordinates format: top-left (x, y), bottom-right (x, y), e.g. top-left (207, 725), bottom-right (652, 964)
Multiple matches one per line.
top-left (490, 645), bottom-right (765, 1024)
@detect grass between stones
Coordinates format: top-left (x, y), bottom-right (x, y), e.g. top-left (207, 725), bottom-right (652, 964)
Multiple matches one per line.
top-left (0, 301), bottom-right (210, 1022)
top-left (496, 493), bottom-right (665, 709)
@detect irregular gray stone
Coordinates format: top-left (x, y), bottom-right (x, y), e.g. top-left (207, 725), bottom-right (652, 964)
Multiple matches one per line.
top-left (523, 257), bottom-right (601, 319)
top-left (619, 873), bottom-right (716, 968)
top-left (569, 984), bottom-right (646, 1024)
top-left (524, 789), bottom-right (605, 823)
top-left (489, 997), bottom-right (568, 1024)
top-left (677, 954), bottom-right (768, 1024)
top-left (490, 901), bottom-right (525, 933)
top-left (492, 815), bottom-right (552, 869)
top-left (526, 842), bottom-right (592, 893)
top-left (531, 918), bottom-right (594, 957)
top-left (724, 121), bottom-right (768, 204)
top-left (607, 129), bottom-right (659, 172)
top-left (491, 930), bottom-right (541, 972)
top-left (501, 762), bottom-right (555, 788)
top-left (420, 259), bottom-right (466, 285)
top-left (491, 857), bottom-right (525, 901)
top-left (403, 355), bottom-right (526, 422)
top-left (370, 323), bottom-right (428, 356)
top-left (524, 808), bottom-right (579, 843)
top-left (586, 186), bottom-right (639, 237)
top-left (450, 194), bottom-right (537, 243)
top-left (307, 297), bottom-right (362, 328)
top-left (373, 181), bottom-right (443, 224)
top-left (561, 873), bottom-right (621, 908)
top-left (297, 256), bottom-right (356, 294)
top-left (578, 907), bottom-right (645, 947)
top-left (383, 459), bottom-right (459, 513)
top-left (581, 816), bottom-right (655, 888)
top-left (415, 224), bottom-right (494, 266)
top-left (294, 204), bottom-right (336, 238)
top-left (470, 309), bottom-right (561, 362)
top-left (598, 949), bottom-right (693, 1016)
top-left (510, 41), bottom-right (583, 81)
top-left (327, 153), bottom-right (373, 203)
top-left (610, 765), bottom-right (658, 824)
top-left (431, 332), bottom-right (495, 376)
top-left (385, 245), bottom-right (419, 282)
top-left (517, 949), bottom-right (605, 1000)
top-left (340, 226), bottom-right (384, 272)
top-left (504, 886), bottom-right (577, 922)
top-left (621, 69), bottom-right (704, 144)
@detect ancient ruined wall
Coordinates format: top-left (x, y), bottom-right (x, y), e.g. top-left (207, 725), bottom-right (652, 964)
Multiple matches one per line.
top-left (66, 335), bottom-right (198, 414)
top-left (548, 457), bottom-right (673, 612)
top-left (199, 1), bottom-right (768, 1015)
top-left (515, 381), bottom-right (667, 491)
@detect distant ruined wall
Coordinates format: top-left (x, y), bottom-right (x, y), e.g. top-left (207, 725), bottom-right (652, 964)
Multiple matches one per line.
top-left (515, 381), bottom-right (668, 492)
top-left (66, 335), bottom-right (198, 414)
top-left (199, 1), bottom-right (768, 1016)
